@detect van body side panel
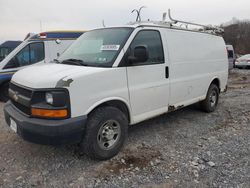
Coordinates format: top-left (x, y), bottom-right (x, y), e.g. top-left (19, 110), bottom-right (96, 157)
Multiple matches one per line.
top-left (165, 29), bottom-right (228, 106)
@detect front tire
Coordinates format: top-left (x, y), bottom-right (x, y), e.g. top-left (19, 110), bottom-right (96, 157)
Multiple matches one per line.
top-left (200, 84), bottom-right (219, 113)
top-left (80, 106), bottom-right (128, 160)
top-left (0, 82), bottom-right (10, 102)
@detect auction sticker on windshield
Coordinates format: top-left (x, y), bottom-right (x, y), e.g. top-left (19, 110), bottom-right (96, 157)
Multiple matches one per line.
top-left (101, 45), bottom-right (120, 51)
top-left (10, 118), bottom-right (17, 133)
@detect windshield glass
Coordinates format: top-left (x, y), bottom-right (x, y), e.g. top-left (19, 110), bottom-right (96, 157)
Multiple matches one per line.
top-left (58, 28), bottom-right (133, 67)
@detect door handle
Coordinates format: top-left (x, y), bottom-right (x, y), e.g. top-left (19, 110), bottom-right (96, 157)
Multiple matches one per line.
top-left (165, 66), bottom-right (169, 79)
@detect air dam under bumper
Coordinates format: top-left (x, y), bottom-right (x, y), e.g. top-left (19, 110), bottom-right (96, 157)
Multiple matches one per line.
top-left (4, 101), bottom-right (87, 145)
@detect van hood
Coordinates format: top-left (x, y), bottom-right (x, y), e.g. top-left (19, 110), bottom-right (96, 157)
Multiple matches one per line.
top-left (12, 63), bottom-right (105, 88)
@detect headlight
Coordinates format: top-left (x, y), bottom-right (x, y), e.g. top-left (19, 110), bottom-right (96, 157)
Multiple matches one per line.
top-left (31, 90), bottom-right (70, 119)
top-left (44, 91), bottom-right (68, 107)
top-left (45, 92), bottom-right (53, 105)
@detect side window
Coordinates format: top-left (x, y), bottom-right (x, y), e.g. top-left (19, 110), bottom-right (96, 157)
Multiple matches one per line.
top-left (30, 43), bottom-right (44, 64)
top-left (129, 30), bottom-right (164, 65)
top-left (16, 45), bottom-right (30, 66)
top-left (4, 42), bottom-right (44, 69)
top-left (4, 45), bottom-right (30, 69)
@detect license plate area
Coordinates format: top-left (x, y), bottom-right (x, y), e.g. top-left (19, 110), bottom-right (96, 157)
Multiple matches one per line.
top-left (10, 118), bottom-right (17, 133)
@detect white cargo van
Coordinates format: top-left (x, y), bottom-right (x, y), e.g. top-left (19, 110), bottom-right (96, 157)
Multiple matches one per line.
top-left (0, 31), bottom-right (84, 101)
top-left (4, 18), bottom-right (228, 160)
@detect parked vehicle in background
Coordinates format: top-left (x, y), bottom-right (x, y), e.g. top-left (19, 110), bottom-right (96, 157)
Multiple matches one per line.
top-left (0, 31), bottom-right (85, 101)
top-left (226, 45), bottom-right (236, 69)
top-left (4, 17), bottom-right (228, 160)
top-left (235, 54), bottom-right (250, 69)
top-left (0, 41), bottom-right (22, 62)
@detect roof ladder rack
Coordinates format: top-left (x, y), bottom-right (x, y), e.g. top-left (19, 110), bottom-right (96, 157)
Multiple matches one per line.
top-left (168, 9), bottom-right (224, 34)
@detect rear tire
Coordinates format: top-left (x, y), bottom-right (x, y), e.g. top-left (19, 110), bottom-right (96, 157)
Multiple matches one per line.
top-left (0, 82), bottom-right (9, 102)
top-left (80, 106), bottom-right (128, 160)
top-left (200, 84), bottom-right (219, 113)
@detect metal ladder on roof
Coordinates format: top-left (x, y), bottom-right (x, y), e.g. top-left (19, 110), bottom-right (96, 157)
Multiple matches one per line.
top-left (167, 9), bottom-right (224, 35)
top-left (129, 8), bottom-right (224, 35)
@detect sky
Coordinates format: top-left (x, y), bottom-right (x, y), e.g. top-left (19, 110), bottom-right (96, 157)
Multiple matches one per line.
top-left (0, 0), bottom-right (249, 43)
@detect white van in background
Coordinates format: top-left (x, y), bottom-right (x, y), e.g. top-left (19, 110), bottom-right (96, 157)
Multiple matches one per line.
top-left (0, 31), bottom-right (85, 101)
top-left (4, 20), bottom-right (228, 160)
top-left (226, 45), bottom-right (236, 69)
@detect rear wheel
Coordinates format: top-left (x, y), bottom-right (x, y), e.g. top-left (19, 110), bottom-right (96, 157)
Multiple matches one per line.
top-left (80, 106), bottom-right (128, 160)
top-left (200, 84), bottom-right (219, 113)
top-left (0, 82), bottom-right (10, 102)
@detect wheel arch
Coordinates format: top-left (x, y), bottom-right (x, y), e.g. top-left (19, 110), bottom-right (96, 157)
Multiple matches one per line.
top-left (86, 97), bottom-right (131, 124)
top-left (210, 77), bottom-right (220, 92)
top-left (205, 77), bottom-right (220, 96)
top-left (202, 77), bottom-right (220, 98)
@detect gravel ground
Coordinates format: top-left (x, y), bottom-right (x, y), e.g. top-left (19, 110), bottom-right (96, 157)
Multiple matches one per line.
top-left (0, 69), bottom-right (250, 188)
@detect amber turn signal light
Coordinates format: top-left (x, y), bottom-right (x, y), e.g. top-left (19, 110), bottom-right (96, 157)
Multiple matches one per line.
top-left (31, 108), bottom-right (68, 118)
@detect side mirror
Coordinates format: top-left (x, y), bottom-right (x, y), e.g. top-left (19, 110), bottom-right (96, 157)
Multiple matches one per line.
top-left (55, 39), bottom-right (61, 44)
top-left (128, 45), bottom-right (149, 64)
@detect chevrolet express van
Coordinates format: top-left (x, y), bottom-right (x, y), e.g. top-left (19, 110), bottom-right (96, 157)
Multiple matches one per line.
top-left (0, 31), bottom-right (84, 101)
top-left (4, 22), bottom-right (228, 160)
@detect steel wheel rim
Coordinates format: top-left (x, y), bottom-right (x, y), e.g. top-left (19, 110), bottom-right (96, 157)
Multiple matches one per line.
top-left (97, 120), bottom-right (121, 150)
top-left (210, 90), bottom-right (217, 107)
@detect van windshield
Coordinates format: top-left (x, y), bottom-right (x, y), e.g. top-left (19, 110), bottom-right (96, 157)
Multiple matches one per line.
top-left (58, 28), bottom-right (133, 67)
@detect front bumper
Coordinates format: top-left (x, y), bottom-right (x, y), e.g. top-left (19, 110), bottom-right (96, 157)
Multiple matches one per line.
top-left (4, 101), bottom-right (87, 145)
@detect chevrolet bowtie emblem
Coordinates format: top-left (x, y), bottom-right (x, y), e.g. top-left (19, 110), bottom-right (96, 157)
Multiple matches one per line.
top-left (13, 92), bottom-right (19, 101)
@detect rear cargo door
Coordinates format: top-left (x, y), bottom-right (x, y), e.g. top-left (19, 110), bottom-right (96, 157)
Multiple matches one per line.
top-left (126, 29), bottom-right (170, 123)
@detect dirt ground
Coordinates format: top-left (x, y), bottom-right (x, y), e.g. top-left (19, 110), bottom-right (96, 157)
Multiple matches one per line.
top-left (0, 69), bottom-right (249, 188)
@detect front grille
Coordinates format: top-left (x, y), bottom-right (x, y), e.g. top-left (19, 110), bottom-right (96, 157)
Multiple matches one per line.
top-left (9, 82), bottom-right (32, 115)
top-left (11, 100), bottom-right (31, 115)
top-left (9, 83), bottom-right (32, 98)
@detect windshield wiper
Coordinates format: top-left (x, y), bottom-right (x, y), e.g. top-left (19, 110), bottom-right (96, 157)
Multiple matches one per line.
top-left (60, 58), bottom-right (88, 66)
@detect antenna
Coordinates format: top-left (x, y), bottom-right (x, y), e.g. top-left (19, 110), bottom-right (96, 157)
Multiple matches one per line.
top-left (102, 20), bottom-right (106, 27)
top-left (131, 6), bottom-right (146, 22)
top-left (162, 12), bottom-right (167, 21)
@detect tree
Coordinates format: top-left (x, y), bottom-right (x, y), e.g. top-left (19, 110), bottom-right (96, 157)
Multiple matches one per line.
top-left (223, 20), bottom-right (250, 55)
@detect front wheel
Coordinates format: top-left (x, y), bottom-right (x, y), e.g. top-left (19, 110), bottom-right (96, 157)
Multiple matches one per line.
top-left (80, 106), bottom-right (128, 160)
top-left (200, 84), bottom-right (219, 113)
top-left (0, 82), bottom-right (10, 102)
